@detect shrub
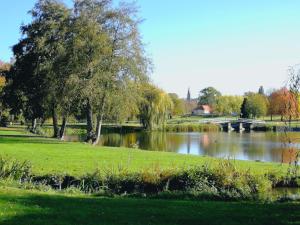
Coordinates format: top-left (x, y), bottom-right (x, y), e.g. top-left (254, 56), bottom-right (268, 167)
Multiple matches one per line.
top-left (0, 156), bottom-right (31, 181)
top-left (165, 124), bottom-right (220, 132)
top-left (0, 115), bottom-right (8, 127)
top-left (0, 156), bottom-right (282, 201)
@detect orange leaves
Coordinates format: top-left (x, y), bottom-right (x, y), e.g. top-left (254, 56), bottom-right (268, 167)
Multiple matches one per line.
top-left (0, 76), bottom-right (5, 88)
top-left (269, 88), bottom-right (299, 120)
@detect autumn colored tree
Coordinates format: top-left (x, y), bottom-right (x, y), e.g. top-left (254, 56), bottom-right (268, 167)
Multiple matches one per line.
top-left (268, 88), bottom-right (299, 122)
top-left (0, 61), bottom-right (10, 88)
top-left (280, 88), bottom-right (299, 122)
top-left (0, 61), bottom-right (10, 126)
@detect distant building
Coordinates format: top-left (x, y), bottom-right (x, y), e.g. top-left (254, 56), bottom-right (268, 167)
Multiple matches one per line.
top-left (187, 88), bottom-right (191, 102)
top-left (185, 88), bottom-right (198, 115)
top-left (192, 105), bottom-right (212, 116)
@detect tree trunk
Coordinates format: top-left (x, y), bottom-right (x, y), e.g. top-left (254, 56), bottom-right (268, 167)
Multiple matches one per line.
top-left (31, 118), bottom-right (37, 133)
top-left (92, 94), bottom-right (106, 146)
top-left (93, 114), bottom-right (103, 146)
top-left (52, 105), bottom-right (60, 138)
top-left (270, 114), bottom-right (273, 121)
top-left (85, 99), bottom-right (95, 142)
top-left (59, 116), bottom-right (68, 140)
top-left (41, 118), bottom-right (46, 127)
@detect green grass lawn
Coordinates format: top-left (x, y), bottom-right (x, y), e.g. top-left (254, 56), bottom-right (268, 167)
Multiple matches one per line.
top-left (0, 186), bottom-right (299, 225)
top-left (0, 128), bottom-right (299, 225)
top-left (0, 127), bottom-right (30, 136)
top-left (0, 128), bottom-right (288, 177)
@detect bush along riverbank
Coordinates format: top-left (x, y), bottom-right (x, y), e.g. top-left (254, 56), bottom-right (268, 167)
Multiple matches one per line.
top-left (1, 156), bottom-right (299, 201)
top-left (164, 124), bottom-right (220, 132)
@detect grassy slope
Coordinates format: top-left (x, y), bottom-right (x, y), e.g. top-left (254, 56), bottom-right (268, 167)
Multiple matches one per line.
top-left (0, 187), bottom-right (299, 225)
top-left (0, 129), bottom-right (287, 177)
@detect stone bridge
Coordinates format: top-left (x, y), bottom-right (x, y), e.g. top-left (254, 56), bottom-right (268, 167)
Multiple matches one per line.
top-left (200, 119), bottom-right (266, 132)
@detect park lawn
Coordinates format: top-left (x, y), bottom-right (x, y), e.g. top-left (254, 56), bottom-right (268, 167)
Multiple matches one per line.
top-left (0, 131), bottom-right (288, 177)
top-left (0, 186), bottom-right (299, 225)
top-left (0, 127), bottom-right (30, 136)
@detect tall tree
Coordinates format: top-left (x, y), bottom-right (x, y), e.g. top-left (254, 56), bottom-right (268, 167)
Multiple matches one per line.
top-left (198, 87), bottom-right (221, 106)
top-left (30, 0), bottom-right (74, 139)
top-left (139, 84), bottom-right (173, 130)
top-left (214, 95), bottom-right (243, 116)
top-left (169, 93), bottom-right (185, 117)
top-left (240, 98), bottom-right (249, 118)
top-left (4, 0), bottom-right (73, 136)
top-left (0, 61), bottom-right (11, 125)
top-left (241, 94), bottom-right (268, 119)
top-left (268, 88), bottom-right (299, 122)
top-left (73, 0), bottom-right (150, 144)
top-left (258, 86), bottom-right (265, 95)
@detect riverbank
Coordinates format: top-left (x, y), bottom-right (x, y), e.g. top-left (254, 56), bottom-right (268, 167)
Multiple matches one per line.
top-left (0, 129), bottom-right (288, 177)
top-left (6, 115), bottom-right (300, 135)
top-left (1, 128), bottom-right (300, 224)
top-left (0, 130), bottom-right (299, 199)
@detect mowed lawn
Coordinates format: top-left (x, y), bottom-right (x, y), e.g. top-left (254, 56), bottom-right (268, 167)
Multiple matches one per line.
top-left (0, 128), bottom-right (288, 176)
top-left (0, 128), bottom-right (299, 225)
top-left (0, 187), bottom-right (299, 225)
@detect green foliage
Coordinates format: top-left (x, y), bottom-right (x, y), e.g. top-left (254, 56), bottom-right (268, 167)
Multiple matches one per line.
top-left (1, 155), bottom-right (276, 200)
top-left (165, 123), bottom-right (220, 132)
top-left (0, 156), bottom-right (31, 181)
top-left (94, 161), bottom-right (272, 200)
top-left (214, 95), bottom-right (243, 116)
top-left (241, 94), bottom-right (268, 118)
top-left (4, 0), bottom-right (151, 142)
top-left (168, 93), bottom-right (185, 116)
top-left (258, 86), bottom-right (265, 95)
top-left (241, 98), bottom-right (249, 118)
top-left (139, 84), bottom-right (173, 130)
top-left (198, 87), bottom-right (221, 106)
top-left (3, 0), bottom-right (73, 136)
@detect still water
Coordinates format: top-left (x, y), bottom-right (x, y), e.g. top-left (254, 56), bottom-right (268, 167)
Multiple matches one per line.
top-left (65, 132), bottom-right (300, 163)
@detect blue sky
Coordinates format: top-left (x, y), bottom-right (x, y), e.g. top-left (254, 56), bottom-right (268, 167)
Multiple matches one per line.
top-left (2, 0), bottom-right (300, 97)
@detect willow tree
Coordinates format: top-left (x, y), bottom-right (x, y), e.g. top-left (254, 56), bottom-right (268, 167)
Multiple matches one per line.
top-left (73, 0), bottom-right (150, 145)
top-left (139, 84), bottom-right (173, 130)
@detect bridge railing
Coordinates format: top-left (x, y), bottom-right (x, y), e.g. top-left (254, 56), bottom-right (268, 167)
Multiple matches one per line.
top-left (199, 118), bottom-right (266, 125)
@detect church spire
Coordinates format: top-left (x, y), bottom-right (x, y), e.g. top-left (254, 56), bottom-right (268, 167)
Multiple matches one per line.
top-left (187, 88), bottom-right (191, 102)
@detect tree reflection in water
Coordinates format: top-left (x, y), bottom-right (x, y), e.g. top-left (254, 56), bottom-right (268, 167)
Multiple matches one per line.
top-left (66, 131), bottom-right (300, 163)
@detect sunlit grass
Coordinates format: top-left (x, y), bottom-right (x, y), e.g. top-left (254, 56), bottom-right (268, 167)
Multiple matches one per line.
top-left (0, 129), bottom-right (287, 177)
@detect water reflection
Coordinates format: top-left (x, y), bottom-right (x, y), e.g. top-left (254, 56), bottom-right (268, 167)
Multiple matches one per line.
top-left (65, 132), bottom-right (300, 163)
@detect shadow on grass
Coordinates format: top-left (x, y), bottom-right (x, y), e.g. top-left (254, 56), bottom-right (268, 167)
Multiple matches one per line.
top-left (1, 193), bottom-right (300, 225)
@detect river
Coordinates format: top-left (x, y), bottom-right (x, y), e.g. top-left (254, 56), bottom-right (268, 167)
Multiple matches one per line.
top-left (64, 131), bottom-right (300, 163)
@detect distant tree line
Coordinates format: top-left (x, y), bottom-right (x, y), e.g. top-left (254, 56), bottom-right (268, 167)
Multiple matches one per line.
top-left (197, 85), bottom-right (299, 121)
